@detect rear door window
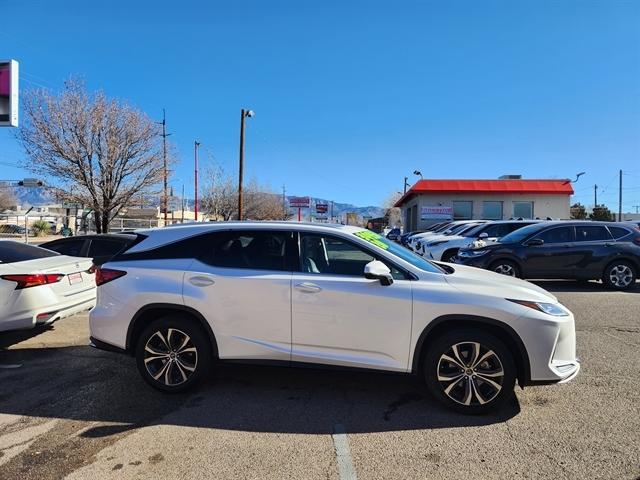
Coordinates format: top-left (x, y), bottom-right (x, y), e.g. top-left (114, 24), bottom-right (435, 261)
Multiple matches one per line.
top-left (574, 226), bottom-right (612, 242)
top-left (204, 230), bottom-right (294, 272)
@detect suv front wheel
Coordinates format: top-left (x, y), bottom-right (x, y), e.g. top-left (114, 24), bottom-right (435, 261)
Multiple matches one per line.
top-left (424, 329), bottom-right (516, 414)
top-left (135, 315), bottom-right (212, 392)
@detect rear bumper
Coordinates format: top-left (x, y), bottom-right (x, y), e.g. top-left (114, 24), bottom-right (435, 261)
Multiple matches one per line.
top-left (0, 295), bottom-right (96, 332)
top-left (89, 336), bottom-right (128, 354)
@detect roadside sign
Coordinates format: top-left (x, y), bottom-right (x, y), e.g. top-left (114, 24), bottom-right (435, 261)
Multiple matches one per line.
top-left (289, 196), bottom-right (310, 208)
top-left (0, 60), bottom-right (19, 127)
top-left (421, 206), bottom-right (453, 220)
top-left (316, 203), bottom-right (328, 214)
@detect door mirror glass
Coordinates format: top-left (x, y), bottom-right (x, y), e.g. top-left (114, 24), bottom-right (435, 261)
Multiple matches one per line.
top-left (478, 232), bottom-right (489, 239)
top-left (364, 260), bottom-right (394, 286)
top-left (525, 238), bottom-right (544, 247)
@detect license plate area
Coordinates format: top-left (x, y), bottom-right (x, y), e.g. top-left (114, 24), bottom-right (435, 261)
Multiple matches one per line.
top-left (67, 272), bottom-right (83, 285)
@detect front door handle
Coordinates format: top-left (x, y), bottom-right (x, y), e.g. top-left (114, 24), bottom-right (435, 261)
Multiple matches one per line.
top-left (188, 275), bottom-right (216, 287)
top-left (295, 282), bottom-right (322, 293)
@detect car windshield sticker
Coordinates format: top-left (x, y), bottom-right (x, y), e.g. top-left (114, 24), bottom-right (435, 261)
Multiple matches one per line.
top-left (353, 230), bottom-right (389, 250)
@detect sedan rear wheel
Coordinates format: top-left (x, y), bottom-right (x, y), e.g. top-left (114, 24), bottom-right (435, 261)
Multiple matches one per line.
top-left (136, 315), bottom-right (212, 392)
top-left (603, 261), bottom-right (636, 290)
top-left (425, 330), bottom-right (516, 414)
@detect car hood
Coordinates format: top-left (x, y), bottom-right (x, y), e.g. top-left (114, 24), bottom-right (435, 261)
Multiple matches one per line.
top-left (442, 262), bottom-right (557, 303)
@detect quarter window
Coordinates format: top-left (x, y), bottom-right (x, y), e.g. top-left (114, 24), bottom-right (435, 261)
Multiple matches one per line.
top-left (574, 226), bottom-right (612, 242)
top-left (607, 226), bottom-right (631, 239)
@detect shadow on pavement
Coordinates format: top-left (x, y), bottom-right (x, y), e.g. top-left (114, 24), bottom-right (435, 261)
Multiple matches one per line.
top-left (0, 345), bottom-right (520, 435)
top-left (532, 280), bottom-right (640, 293)
top-left (0, 325), bottom-right (54, 350)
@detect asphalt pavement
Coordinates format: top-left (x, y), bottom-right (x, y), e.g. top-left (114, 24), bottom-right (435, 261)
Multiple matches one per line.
top-left (0, 281), bottom-right (639, 480)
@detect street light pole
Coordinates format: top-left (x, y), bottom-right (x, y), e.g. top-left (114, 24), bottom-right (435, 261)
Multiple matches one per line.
top-left (237, 108), bottom-right (254, 220)
top-left (194, 141), bottom-right (200, 221)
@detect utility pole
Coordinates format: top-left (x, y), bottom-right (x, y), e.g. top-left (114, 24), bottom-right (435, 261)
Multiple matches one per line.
top-left (237, 108), bottom-right (254, 220)
top-left (194, 141), bottom-right (200, 221)
top-left (403, 176), bottom-right (409, 194)
top-left (633, 205), bottom-right (640, 214)
top-left (181, 184), bottom-right (185, 222)
top-left (618, 169), bottom-right (623, 222)
top-left (594, 184), bottom-right (598, 207)
top-left (158, 109), bottom-right (171, 225)
top-left (282, 185), bottom-right (286, 220)
top-left (330, 201), bottom-right (334, 223)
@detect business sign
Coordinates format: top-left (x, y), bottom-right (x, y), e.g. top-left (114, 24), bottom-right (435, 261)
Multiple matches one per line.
top-left (315, 203), bottom-right (328, 214)
top-left (421, 206), bottom-right (453, 220)
top-left (0, 60), bottom-right (19, 127)
top-left (289, 196), bottom-right (310, 208)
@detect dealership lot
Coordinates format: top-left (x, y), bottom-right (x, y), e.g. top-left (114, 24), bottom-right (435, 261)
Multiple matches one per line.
top-left (0, 282), bottom-right (638, 480)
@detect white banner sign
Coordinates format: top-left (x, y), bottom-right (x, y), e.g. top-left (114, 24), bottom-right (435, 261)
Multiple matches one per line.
top-left (421, 206), bottom-right (453, 220)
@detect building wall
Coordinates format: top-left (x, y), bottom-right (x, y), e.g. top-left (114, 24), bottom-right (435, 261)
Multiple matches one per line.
top-left (402, 193), bottom-right (570, 231)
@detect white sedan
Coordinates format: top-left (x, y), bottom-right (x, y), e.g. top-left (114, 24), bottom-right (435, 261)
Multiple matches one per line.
top-left (90, 222), bottom-right (579, 414)
top-left (0, 241), bottom-right (96, 332)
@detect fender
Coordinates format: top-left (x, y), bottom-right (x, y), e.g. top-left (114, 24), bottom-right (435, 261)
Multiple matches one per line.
top-left (126, 302), bottom-right (219, 357)
top-left (411, 314), bottom-right (532, 386)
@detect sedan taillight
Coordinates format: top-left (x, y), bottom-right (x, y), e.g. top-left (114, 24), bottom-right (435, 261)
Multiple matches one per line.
top-left (1, 273), bottom-right (64, 290)
top-left (95, 267), bottom-right (127, 286)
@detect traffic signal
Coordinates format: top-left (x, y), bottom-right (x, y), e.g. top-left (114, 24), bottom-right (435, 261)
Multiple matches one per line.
top-left (0, 59), bottom-right (18, 127)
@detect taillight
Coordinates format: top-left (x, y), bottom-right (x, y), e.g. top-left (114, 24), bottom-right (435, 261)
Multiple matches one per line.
top-left (95, 267), bottom-right (127, 286)
top-left (1, 273), bottom-right (64, 290)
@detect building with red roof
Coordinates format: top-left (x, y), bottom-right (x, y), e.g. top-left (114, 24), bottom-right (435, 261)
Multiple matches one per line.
top-left (394, 175), bottom-right (573, 231)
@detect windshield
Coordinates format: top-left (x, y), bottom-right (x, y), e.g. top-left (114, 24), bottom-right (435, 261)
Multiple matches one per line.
top-left (499, 223), bottom-right (544, 244)
top-left (352, 230), bottom-right (444, 274)
top-left (443, 223), bottom-right (471, 236)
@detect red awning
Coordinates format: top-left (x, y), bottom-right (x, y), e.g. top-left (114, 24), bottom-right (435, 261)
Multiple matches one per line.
top-left (395, 179), bottom-right (574, 207)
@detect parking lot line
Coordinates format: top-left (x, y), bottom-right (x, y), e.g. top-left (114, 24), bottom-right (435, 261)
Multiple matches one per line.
top-left (332, 424), bottom-right (358, 480)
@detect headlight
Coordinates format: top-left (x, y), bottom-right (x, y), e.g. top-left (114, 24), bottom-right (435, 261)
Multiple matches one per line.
top-left (507, 299), bottom-right (569, 316)
top-left (459, 249), bottom-right (488, 257)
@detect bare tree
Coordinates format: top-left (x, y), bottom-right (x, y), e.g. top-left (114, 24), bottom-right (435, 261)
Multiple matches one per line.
top-left (382, 191), bottom-right (403, 228)
top-left (16, 79), bottom-right (165, 233)
top-left (0, 187), bottom-right (17, 212)
top-left (201, 166), bottom-right (289, 221)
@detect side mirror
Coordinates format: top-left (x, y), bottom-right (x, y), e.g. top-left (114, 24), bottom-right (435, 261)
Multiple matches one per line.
top-left (479, 232), bottom-right (489, 239)
top-left (364, 260), bottom-right (394, 286)
top-left (525, 238), bottom-right (544, 247)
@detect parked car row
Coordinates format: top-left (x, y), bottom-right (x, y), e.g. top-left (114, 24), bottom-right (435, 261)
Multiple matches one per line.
top-left (394, 219), bottom-right (640, 290)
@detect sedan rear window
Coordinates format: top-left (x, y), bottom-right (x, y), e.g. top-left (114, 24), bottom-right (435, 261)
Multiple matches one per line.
top-left (0, 241), bottom-right (59, 263)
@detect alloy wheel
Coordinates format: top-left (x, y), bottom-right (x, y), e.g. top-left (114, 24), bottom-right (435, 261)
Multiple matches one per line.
top-left (494, 263), bottom-right (516, 276)
top-left (143, 328), bottom-right (198, 386)
top-left (608, 264), bottom-right (634, 288)
top-left (437, 341), bottom-right (505, 406)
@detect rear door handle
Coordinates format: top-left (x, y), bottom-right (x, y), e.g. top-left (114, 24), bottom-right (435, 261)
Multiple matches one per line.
top-left (188, 275), bottom-right (216, 287)
top-left (295, 282), bottom-right (322, 293)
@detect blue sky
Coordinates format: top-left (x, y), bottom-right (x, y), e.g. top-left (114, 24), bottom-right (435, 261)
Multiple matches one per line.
top-left (1, 0), bottom-right (639, 209)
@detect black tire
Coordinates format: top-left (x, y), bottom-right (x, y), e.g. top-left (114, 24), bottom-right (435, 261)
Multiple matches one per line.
top-left (135, 315), bottom-right (212, 393)
top-left (602, 260), bottom-right (637, 291)
top-left (489, 260), bottom-right (520, 278)
top-left (424, 329), bottom-right (516, 414)
top-left (441, 249), bottom-right (458, 263)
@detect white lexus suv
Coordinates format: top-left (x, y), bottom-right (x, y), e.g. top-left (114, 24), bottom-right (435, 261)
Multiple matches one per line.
top-left (89, 222), bottom-right (579, 414)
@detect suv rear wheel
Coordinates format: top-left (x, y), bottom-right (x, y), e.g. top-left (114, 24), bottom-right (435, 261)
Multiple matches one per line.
top-left (424, 329), bottom-right (516, 414)
top-left (135, 315), bottom-right (212, 392)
